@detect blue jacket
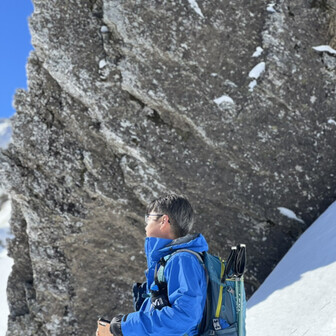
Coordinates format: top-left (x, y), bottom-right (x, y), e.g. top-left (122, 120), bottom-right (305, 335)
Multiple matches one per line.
top-left (121, 234), bottom-right (208, 336)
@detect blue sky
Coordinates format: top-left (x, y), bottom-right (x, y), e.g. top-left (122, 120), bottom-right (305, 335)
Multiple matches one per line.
top-left (0, 1), bottom-right (34, 119)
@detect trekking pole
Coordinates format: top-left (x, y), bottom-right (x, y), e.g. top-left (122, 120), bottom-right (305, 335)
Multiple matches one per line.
top-left (235, 279), bottom-right (240, 333)
top-left (236, 244), bottom-right (246, 336)
top-left (233, 246), bottom-right (240, 335)
top-left (225, 244), bottom-right (246, 336)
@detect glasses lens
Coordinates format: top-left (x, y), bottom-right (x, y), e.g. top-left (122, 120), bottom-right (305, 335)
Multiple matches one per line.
top-left (145, 214), bottom-right (163, 223)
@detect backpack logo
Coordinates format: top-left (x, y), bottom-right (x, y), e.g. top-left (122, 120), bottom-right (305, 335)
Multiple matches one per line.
top-left (212, 319), bottom-right (221, 331)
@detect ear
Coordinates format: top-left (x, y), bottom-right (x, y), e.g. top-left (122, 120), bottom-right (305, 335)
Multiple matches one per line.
top-left (160, 215), bottom-right (170, 230)
top-left (161, 215), bottom-right (176, 239)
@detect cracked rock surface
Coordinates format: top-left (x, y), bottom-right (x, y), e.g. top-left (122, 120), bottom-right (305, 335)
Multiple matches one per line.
top-left (0, 0), bottom-right (335, 334)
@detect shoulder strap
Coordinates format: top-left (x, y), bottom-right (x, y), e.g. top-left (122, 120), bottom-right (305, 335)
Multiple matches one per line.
top-left (153, 249), bottom-right (209, 335)
top-left (154, 249), bottom-right (205, 283)
top-left (172, 249), bottom-right (204, 265)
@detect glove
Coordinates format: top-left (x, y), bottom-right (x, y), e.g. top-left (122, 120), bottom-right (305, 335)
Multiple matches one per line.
top-left (110, 314), bottom-right (127, 336)
top-left (132, 281), bottom-right (148, 311)
top-left (150, 281), bottom-right (171, 310)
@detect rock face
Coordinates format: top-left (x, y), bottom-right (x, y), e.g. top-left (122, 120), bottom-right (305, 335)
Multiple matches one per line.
top-left (0, 0), bottom-right (335, 334)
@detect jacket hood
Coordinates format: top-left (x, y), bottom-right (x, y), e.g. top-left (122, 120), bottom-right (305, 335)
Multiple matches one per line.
top-left (145, 233), bottom-right (208, 268)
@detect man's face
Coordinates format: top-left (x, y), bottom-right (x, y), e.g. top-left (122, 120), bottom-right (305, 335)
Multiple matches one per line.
top-left (145, 213), bottom-right (164, 238)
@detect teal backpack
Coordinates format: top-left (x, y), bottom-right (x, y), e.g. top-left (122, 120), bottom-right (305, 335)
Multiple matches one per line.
top-left (153, 245), bottom-right (247, 336)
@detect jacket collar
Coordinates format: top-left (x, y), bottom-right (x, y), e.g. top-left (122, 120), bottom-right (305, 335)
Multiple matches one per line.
top-left (144, 233), bottom-right (208, 268)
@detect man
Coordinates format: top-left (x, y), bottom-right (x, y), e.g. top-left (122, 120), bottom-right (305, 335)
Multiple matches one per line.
top-left (97, 194), bottom-right (208, 336)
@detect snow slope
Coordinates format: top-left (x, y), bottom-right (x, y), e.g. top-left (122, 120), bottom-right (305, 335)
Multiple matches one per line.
top-left (0, 250), bottom-right (13, 335)
top-left (0, 189), bottom-right (12, 336)
top-left (247, 201), bottom-right (336, 335)
top-left (0, 197), bottom-right (11, 250)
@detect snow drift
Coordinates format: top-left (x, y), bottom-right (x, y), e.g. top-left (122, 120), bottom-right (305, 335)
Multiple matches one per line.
top-left (247, 201), bottom-right (336, 335)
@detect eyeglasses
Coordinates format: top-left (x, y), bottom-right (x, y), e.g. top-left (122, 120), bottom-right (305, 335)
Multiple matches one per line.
top-left (145, 213), bottom-right (164, 223)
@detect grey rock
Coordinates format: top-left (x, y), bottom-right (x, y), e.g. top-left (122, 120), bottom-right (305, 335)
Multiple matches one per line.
top-left (1, 0), bottom-right (336, 334)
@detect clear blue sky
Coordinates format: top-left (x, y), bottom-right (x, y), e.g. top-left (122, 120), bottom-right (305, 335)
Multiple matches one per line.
top-left (0, 1), bottom-right (34, 119)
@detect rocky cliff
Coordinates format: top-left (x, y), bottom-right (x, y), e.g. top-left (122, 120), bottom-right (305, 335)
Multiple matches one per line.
top-left (0, 0), bottom-right (335, 335)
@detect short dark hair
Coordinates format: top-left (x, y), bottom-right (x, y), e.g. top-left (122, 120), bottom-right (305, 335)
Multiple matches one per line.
top-left (146, 194), bottom-right (194, 238)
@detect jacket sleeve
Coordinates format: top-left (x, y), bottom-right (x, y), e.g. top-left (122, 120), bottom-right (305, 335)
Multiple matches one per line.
top-left (121, 252), bottom-right (206, 336)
